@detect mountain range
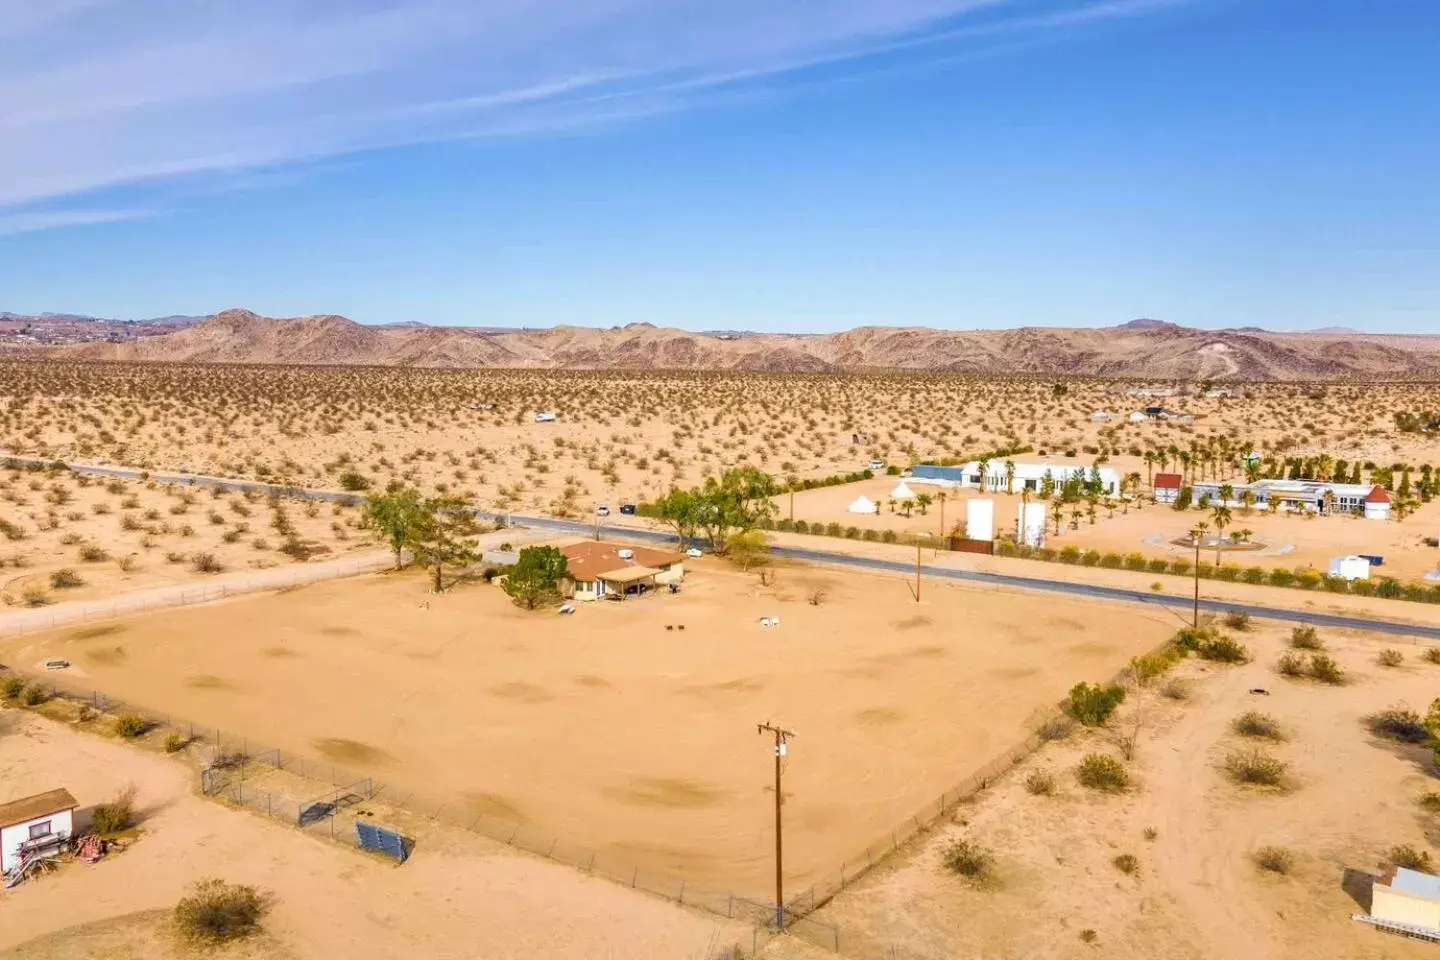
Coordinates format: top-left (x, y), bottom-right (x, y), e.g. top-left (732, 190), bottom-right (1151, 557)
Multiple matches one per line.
top-left (17, 308), bottom-right (1440, 380)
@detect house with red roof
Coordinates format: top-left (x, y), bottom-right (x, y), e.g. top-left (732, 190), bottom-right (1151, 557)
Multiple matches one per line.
top-left (1153, 473), bottom-right (1184, 503)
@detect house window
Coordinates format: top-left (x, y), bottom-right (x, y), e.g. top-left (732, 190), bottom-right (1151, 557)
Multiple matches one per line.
top-left (28, 821), bottom-right (52, 841)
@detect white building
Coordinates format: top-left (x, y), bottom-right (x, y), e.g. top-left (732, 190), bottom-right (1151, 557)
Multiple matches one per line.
top-left (1, 788), bottom-right (77, 874)
top-left (1328, 555), bottom-right (1372, 581)
top-left (916, 460), bottom-right (1121, 496)
top-left (965, 498), bottom-right (995, 541)
top-left (1363, 867), bottom-right (1440, 936)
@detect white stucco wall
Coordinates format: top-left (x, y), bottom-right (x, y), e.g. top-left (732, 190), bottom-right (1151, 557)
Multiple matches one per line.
top-left (1, 809), bottom-right (74, 872)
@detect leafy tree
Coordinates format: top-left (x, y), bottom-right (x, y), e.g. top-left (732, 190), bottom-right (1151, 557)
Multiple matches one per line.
top-left (503, 545), bottom-right (569, 609)
top-left (411, 495), bottom-right (482, 592)
top-left (726, 529), bottom-right (770, 572)
top-left (653, 488), bottom-right (700, 547)
top-left (364, 488), bottom-right (426, 570)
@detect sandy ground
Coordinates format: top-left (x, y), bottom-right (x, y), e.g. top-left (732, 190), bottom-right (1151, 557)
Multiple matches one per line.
top-left (0, 708), bottom-right (747, 960)
top-left (0, 465), bottom-right (373, 609)
top-left (789, 620), bottom-right (1440, 959)
top-left (0, 559), bottom-right (1173, 897)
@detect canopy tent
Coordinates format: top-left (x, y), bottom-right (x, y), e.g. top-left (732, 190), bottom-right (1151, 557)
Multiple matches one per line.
top-left (847, 496), bottom-right (878, 514)
top-left (890, 481), bottom-right (916, 500)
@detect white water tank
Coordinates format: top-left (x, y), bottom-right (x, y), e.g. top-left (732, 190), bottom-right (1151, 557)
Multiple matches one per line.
top-left (966, 498), bottom-right (995, 541)
top-left (1017, 502), bottom-right (1046, 547)
top-left (617, 548), bottom-right (634, 560)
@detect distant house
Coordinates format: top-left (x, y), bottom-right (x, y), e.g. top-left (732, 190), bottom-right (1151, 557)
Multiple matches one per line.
top-left (560, 541), bottom-right (685, 602)
top-left (1153, 473), bottom-right (1184, 503)
top-left (912, 460), bottom-right (1120, 496)
top-left (534, 412), bottom-right (557, 423)
top-left (1, 788), bottom-right (77, 874)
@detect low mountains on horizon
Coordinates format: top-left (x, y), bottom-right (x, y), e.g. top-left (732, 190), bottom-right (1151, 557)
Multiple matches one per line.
top-left (15, 308), bottom-right (1440, 380)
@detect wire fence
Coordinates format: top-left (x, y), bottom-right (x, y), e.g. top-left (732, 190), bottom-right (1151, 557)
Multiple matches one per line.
top-left (0, 554), bottom-right (394, 640)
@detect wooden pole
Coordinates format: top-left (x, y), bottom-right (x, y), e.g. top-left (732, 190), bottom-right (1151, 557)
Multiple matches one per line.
top-left (757, 722), bottom-right (796, 930)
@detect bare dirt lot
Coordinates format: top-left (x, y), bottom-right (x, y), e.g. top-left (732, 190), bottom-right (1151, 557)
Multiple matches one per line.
top-left (0, 708), bottom-right (743, 960)
top-left (1, 560), bottom-right (1173, 897)
top-left (791, 619), bottom-right (1440, 960)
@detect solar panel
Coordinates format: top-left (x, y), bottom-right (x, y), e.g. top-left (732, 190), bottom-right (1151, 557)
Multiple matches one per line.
top-left (355, 822), bottom-right (410, 863)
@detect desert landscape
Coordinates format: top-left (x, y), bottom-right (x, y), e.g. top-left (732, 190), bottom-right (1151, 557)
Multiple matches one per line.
top-left (3, 349), bottom-right (1440, 959)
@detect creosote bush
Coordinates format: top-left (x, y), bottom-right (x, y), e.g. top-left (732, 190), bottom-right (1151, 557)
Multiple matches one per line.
top-left (1290, 626), bottom-right (1324, 650)
top-left (174, 878), bottom-right (267, 944)
top-left (1253, 846), bottom-right (1293, 874)
top-left (1112, 853), bottom-right (1139, 875)
top-left (114, 712), bottom-right (148, 738)
top-left (1224, 748), bottom-right (1287, 787)
top-left (1223, 610), bottom-right (1252, 631)
top-left (1024, 769), bottom-right (1055, 796)
top-left (1068, 682), bottom-right (1126, 726)
top-left (91, 785), bottom-right (136, 834)
top-left (1392, 845), bottom-right (1434, 871)
top-left (941, 838), bottom-right (995, 883)
top-left (1377, 648), bottom-right (1405, 667)
top-left (1368, 706), bottom-right (1431, 743)
top-left (1425, 648), bottom-right (1440, 665)
top-left (1076, 753), bottom-right (1128, 791)
top-left (1233, 711), bottom-right (1284, 741)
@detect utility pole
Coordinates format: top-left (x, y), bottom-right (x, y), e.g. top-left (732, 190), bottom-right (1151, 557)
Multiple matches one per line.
top-left (914, 532), bottom-right (929, 602)
top-left (1191, 523), bottom-right (1205, 628)
top-left (757, 721), bottom-right (796, 931)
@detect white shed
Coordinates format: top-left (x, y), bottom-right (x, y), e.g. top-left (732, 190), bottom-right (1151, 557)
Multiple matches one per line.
top-left (1328, 555), bottom-right (1371, 581)
top-left (1, 788), bottom-right (77, 874)
top-left (965, 498), bottom-right (995, 541)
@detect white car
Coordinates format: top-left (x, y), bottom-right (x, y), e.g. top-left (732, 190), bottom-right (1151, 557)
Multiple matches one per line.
top-left (596, 505), bottom-right (611, 517)
top-left (685, 548), bottom-right (703, 558)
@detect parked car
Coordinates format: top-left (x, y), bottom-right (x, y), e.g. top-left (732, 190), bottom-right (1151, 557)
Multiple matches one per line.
top-left (868, 459), bottom-right (885, 471)
top-left (619, 504), bottom-right (637, 515)
top-left (596, 505), bottom-right (610, 517)
top-left (685, 548), bottom-right (703, 558)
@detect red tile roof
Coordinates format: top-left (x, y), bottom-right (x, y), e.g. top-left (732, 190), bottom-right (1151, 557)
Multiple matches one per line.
top-left (561, 541), bottom-right (684, 582)
top-left (1365, 485), bottom-right (1391, 504)
top-left (1153, 473), bottom-right (1183, 489)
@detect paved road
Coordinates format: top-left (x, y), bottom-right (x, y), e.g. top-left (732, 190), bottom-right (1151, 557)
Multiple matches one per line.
top-left (9, 454), bottom-right (1440, 640)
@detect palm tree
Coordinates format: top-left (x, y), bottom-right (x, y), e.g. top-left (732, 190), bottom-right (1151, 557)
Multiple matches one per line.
top-left (1143, 451), bottom-right (1156, 489)
top-left (1210, 504), bottom-right (1232, 565)
top-left (914, 492), bottom-right (933, 516)
top-left (1321, 489), bottom-right (1337, 516)
top-left (1004, 459), bottom-right (1016, 495)
top-left (977, 459), bottom-right (990, 493)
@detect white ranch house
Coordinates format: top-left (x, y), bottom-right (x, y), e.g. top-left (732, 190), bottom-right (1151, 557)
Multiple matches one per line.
top-left (911, 461), bottom-right (1122, 496)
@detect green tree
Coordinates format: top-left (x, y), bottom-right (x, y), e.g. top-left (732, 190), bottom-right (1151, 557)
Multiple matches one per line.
top-left (653, 488), bottom-right (700, 547)
top-left (364, 488), bottom-right (427, 570)
top-left (726, 529), bottom-right (770, 572)
top-left (1210, 504), bottom-right (1233, 565)
top-left (411, 495), bottom-right (482, 592)
top-left (503, 545), bottom-right (570, 609)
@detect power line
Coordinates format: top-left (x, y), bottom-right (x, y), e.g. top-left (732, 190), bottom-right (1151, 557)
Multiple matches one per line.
top-left (756, 720), bottom-right (796, 931)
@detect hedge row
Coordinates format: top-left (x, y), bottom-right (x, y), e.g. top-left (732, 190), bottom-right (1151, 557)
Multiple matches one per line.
top-left (993, 541), bottom-right (1440, 605)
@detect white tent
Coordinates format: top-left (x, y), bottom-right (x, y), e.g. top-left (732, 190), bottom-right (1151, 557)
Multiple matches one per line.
top-left (847, 495), bottom-right (878, 515)
top-left (890, 481), bottom-right (916, 500)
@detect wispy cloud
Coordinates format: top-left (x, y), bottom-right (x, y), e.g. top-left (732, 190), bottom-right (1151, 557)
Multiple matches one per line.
top-left (0, 0), bottom-right (1188, 232)
top-left (0, 208), bottom-right (152, 237)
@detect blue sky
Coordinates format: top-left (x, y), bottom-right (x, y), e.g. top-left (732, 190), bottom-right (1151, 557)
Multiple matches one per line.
top-left (1, 0), bottom-right (1436, 332)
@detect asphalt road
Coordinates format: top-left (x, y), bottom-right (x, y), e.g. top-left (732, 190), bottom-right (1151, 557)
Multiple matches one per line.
top-left (10, 454), bottom-right (1440, 640)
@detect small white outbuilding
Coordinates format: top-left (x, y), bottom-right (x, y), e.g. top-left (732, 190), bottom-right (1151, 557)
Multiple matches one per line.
top-left (1328, 555), bottom-right (1371, 581)
top-left (1, 788), bottom-right (77, 874)
top-left (1363, 866), bottom-right (1440, 935)
top-left (847, 496), bottom-right (878, 515)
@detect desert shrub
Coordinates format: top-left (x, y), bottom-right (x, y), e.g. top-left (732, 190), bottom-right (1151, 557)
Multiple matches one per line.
top-left (1197, 634), bottom-right (1249, 664)
top-left (1241, 566), bottom-right (1267, 584)
top-left (1308, 654), bottom-right (1345, 684)
top-left (1253, 846), bottom-right (1293, 874)
top-left (1377, 648), bottom-right (1405, 667)
top-left (1160, 678), bottom-right (1190, 701)
top-left (1112, 853), bottom-right (1139, 875)
top-left (1392, 845), bottom-right (1433, 871)
top-left (881, 529), bottom-right (898, 544)
top-left (21, 684), bottom-right (47, 706)
top-left (337, 471), bottom-right (371, 492)
top-left (861, 529), bottom-right (878, 542)
top-left (21, 584), bottom-right (50, 606)
top-left (1233, 711), bottom-right (1284, 740)
top-left (1024, 770), bottom-right (1055, 796)
top-left (1368, 706), bottom-right (1431, 743)
top-left (1059, 545), bottom-right (1081, 564)
top-left (1124, 552), bottom-right (1148, 571)
top-left (1295, 569), bottom-right (1321, 590)
top-left (1076, 754), bottom-right (1128, 791)
top-left (164, 732), bottom-right (187, 753)
top-left (1290, 626), bottom-right (1323, 650)
top-left (1224, 748), bottom-right (1287, 787)
top-left (78, 545), bottom-right (108, 562)
top-left (1268, 568), bottom-right (1296, 588)
top-left (941, 838), bottom-right (994, 882)
top-left (174, 878), bottom-right (266, 944)
top-left (1377, 578), bottom-right (1404, 600)
top-left (792, 520), bottom-right (809, 534)
top-left (1146, 558), bottom-right (1169, 574)
top-left (824, 522), bottom-right (842, 538)
top-left (1425, 648), bottom-right (1440, 665)
top-left (1196, 562), bottom-right (1215, 580)
top-left (1216, 564), bottom-right (1241, 582)
top-left (1419, 792), bottom-right (1440, 814)
top-left (91, 785), bottom-right (136, 834)
top-left (1099, 552), bottom-right (1123, 569)
top-left (1, 676), bottom-right (25, 700)
top-left (1128, 645), bottom-right (1185, 685)
top-left (844, 526), bottom-right (860, 539)
top-left (164, 551), bottom-right (187, 564)
top-left (1068, 682), bottom-right (1126, 726)
top-left (114, 713), bottom-right (148, 738)
top-left (1081, 550), bottom-right (1103, 567)
top-left (1276, 652), bottom-right (1307, 677)
top-left (1038, 717), bottom-right (1074, 742)
top-left (190, 552), bottom-right (223, 573)
top-left (49, 567), bottom-right (84, 588)
top-left (1223, 610), bottom-right (1252, 631)
top-left (1169, 558), bottom-right (1191, 576)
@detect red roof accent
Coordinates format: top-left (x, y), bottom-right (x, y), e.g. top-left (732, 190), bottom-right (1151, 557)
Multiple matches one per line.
top-left (1153, 473), bottom-right (1183, 489)
top-left (1364, 485), bottom-right (1391, 504)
